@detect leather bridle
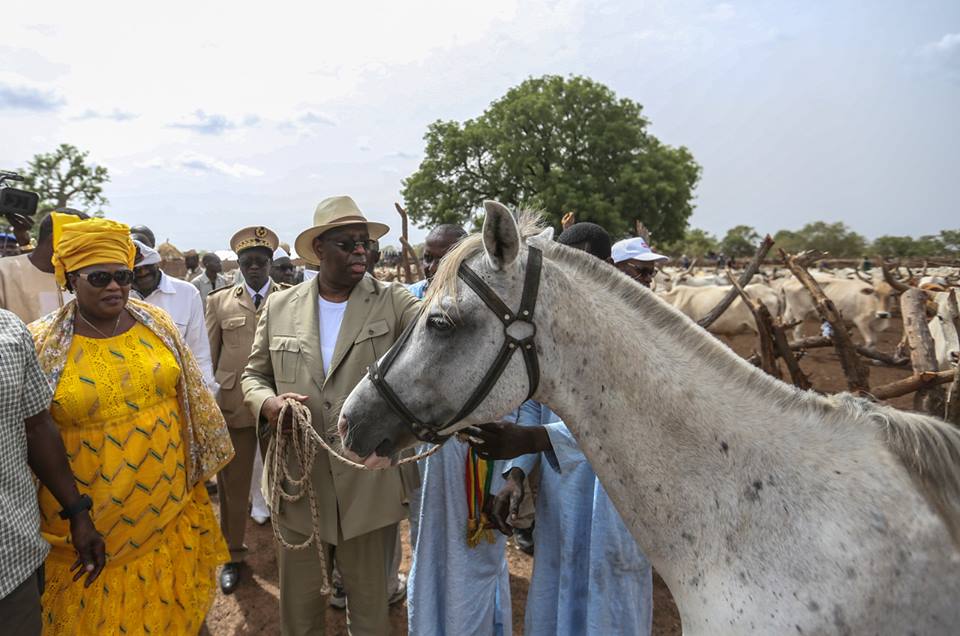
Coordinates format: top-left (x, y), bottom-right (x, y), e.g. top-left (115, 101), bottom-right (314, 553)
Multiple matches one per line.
top-left (367, 246), bottom-right (543, 444)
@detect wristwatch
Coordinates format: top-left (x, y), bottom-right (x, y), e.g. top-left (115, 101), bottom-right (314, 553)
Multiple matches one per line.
top-left (58, 494), bottom-right (93, 520)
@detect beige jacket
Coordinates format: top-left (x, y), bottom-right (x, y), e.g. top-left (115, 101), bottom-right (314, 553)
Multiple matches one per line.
top-left (241, 275), bottom-right (420, 543)
top-left (206, 282), bottom-right (284, 429)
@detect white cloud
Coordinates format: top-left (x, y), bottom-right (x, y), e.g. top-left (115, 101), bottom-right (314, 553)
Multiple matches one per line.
top-left (0, 74), bottom-right (64, 111)
top-left (925, 32), bottom-right (960, 55)
top-left (384, 150), bottom-right (419, 160)
top-left (142, 152), bottom-right (264, 178)
top-left (357, 136), bottom-right (372, 152)
top-left (168, 110), bottom-right (259, 135)
top-left (72, 108), bottom-right (138, 122)
top-left (276, 110), bottom-right (339, 135)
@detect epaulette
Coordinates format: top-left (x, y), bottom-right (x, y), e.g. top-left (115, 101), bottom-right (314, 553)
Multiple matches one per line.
top-left (275, 282), bottom-right (292, 291)
top-left (207, 285), bottom-right (237, 298)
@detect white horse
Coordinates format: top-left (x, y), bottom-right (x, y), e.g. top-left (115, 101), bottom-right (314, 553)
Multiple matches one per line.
top-left (339, 201), bottom-right (960, 634)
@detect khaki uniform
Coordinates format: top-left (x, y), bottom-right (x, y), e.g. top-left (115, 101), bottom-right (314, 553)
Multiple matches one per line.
top-left (242, 275), bottom-right (419, 635)
top-left (206, 281), bottom-right (283, 561)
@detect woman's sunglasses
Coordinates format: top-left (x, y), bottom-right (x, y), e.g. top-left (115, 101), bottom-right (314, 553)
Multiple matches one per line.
top-left (74, 269), bottom-right (135, 288)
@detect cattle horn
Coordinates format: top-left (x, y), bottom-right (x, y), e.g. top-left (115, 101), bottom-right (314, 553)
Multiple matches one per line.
top-left (854, 268), bottom-right (871, 283)
top-left (879, 257), bottom-right (911, 293)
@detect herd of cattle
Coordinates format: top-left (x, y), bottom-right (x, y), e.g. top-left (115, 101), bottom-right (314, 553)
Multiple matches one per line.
top-left (650, 264), bottom-right (960, 371)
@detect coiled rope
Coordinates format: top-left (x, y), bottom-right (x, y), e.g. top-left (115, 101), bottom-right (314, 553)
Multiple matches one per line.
top-left (266, 398), bottom-right (442, 577)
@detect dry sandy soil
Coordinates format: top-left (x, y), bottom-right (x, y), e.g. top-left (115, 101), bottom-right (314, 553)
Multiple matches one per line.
top-left (205, 321), bottom-right (914, 635)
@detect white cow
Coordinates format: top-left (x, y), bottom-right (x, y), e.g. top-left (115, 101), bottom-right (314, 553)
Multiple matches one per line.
top-left (659, 284), bottom-right (781, 336)
top-left (781, 278), bottom-right (894, 347)
top-left (929, 291), bottom-right (960, 370)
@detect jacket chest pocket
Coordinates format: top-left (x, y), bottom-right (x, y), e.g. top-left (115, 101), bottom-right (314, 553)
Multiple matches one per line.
top-left (221, 316), bottom-right (247, 348)
top-left (269, 336), bottom-right (301, 384)
top-left (354, 319), bottom-right (391, 362)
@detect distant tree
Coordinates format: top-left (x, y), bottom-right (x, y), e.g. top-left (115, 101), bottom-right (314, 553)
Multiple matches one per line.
top-left (772, 221), bottom-right (866, 258)
top-left (401, 75), bottom-right (701, 240)
top-left (660, 227), bottom-right (718, 258)
top-left (938, 230), bottom-right (960, 255)
top-left (719, 225), bottom-right (760, 258)
top-left (21, 144), bottom-right (109, 215)
top-left (872, 235), bottom-right (917, 258)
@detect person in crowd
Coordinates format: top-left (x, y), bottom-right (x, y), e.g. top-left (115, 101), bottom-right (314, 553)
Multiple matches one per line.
top-left (0, 232), bottom-right (21, 256)
top-left (132, 241), bottom-right (217, 390)
top-left (403, 223), bottom-right (512, 635)
top-left (242, 195), bottom-right (419, 636)
top-left (193, 252), bottom-right (229, 308)
top-left (610, 236), bottom-right (668, 287)
top-left (0, 209), bottom-right (88, 322)
top-left (129, 224), bottom-right (156, 248)
top-left (184, 249), bottom-right (201, 280)
top-left (27, 213), bottom-right (233, 634)
top-left (364, 238), bottom-right (381, 276)
top-left (270, 246), bottom-right (297, 285)
top-left (468, 222), bottom-right (654, 636)
top-left (205, 226), bottom-right (282, 594)
top-left (0, 308), bottom-right (106, 636)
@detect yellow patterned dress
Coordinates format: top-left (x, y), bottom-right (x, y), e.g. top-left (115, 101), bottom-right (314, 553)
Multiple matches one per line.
top-left (38, 323), bottom-right (228, 635)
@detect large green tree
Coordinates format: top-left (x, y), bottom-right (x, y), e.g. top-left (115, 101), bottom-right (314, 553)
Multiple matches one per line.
top-left (660, 227), bottom-right (718, 258)
top-left (22, 144), bottom-right (109, 215)
top-left (719, 225), bottom-right (760, 258)
top-left (401, 75), bottom-right (701, 240)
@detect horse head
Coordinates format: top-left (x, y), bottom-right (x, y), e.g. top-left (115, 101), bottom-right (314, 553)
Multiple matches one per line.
top-left (338, 200), bottom-right (551, 466)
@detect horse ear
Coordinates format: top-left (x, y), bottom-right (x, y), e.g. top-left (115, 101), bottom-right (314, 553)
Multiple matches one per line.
top-left (482, 200), bottom-right (521, 270)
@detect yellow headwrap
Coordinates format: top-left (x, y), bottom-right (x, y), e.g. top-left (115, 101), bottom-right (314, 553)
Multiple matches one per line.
top-left (51, 213), bottom-right (137, 288)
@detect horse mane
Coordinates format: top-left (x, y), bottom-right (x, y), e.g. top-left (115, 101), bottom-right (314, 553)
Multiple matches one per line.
top-left (426, 209), bottom-right (960, 546)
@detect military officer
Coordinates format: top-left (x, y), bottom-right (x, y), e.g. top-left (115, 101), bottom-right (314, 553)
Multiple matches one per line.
top-left (205, 225), bottom-right (283, 594)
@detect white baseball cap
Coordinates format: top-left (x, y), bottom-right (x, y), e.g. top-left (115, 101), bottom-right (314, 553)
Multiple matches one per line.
top-left (133, 239), bottom-right (162, 266)
top-left (273, 246), bottom-right (290, 260)
top-left (611, 237), bottom-right (668, 264)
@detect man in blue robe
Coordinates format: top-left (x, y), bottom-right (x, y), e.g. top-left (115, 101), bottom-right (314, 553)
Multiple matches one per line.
top-left (407, 224), bottom-right (512, 635)
top-left (466, 223), bottom-right (654, 636)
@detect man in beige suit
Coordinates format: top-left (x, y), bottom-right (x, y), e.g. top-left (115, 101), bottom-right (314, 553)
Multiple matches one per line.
top-left (242, 196), bottom-right (419, 636)
top-left (206, 225), bottom-right (283, 594)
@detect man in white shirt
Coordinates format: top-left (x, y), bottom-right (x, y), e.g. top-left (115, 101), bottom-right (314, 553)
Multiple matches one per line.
top-left (131, 240), bottom-right (217, 390)
top-left (192, 252), bottom-right (229, 308)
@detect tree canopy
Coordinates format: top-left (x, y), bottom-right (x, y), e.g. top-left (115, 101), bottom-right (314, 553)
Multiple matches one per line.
top-left (22, 144), bottom-right (109, 215)
top-left (719, 225), bottom-right (761, 258)
top-left (773, 221), bottom-right (867, 258)
top-left (401, 75), bottom-right (701, 241)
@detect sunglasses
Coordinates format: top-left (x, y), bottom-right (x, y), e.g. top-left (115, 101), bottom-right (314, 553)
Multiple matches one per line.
top-left (74, 269), bottom-right (135, 287)
top-left (622, 263), bottom-right (657, 278)
top-left (328, 238), bottom-right (375, 253)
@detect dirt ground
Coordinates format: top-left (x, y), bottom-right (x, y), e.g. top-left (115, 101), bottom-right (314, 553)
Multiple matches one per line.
top-left (205, 320), bottom-right (913, 635)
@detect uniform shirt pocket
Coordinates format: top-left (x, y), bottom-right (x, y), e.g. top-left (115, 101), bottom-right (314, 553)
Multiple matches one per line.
top-left (268, 336), bottom-right (301, 384)
top-left (221, 316), bottom-right (247, 347)
top-left (354, 319), bottom-right (392, 364)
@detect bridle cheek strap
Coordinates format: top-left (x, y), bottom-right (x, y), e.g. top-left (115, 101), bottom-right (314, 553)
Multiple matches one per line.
top-left (367, 246), bottom-right (543, 444)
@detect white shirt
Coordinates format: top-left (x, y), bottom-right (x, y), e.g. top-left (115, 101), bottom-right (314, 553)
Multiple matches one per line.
top-left (134, 272), bottom-right (217, 391)
top-left (245, 280), bottom-right (271, 308)
top-left (318, 296), bottom-right (347, 375)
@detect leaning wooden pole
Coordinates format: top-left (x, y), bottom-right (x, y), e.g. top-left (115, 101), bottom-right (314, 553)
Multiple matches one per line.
top-left (900, 288), bottom-right (944, 414)
top-left (394, 203), bottom-right (416, 283)
top-left (872, 370), bottom-right (955, 401)
top-left (782, 249), bottom-right (870, 394)
top-left (726, 267), bottom-right (780, 378)
top-left (698, 235), bottom-right (774, 330)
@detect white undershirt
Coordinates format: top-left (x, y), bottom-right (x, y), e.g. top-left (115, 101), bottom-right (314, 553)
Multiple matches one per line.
top-left (318, 296), bottom-right (348, 374)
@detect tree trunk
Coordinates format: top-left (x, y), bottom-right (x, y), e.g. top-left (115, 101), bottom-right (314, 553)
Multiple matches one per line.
top-left (771, 321), bottom-right (812, 390)
top-left (394, 203), bottom-right (417, 283)
top-left (900, 288), bottom-right (944, 414)
top-left (726, 268), bottom-right (780, 378)
top-left (782, 250), bottom-right (870, 393)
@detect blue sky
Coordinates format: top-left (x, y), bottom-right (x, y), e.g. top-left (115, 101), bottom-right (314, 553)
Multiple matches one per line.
top-left (2, 0), bottom-right (957, 253)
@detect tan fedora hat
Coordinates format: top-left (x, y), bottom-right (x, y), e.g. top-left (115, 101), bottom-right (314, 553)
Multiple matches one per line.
top-left (294, 195), bottom-right (389, 265)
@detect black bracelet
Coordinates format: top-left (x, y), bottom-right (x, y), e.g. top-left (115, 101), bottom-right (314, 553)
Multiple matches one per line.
top-left (58, 494), bottom-right (93, 520)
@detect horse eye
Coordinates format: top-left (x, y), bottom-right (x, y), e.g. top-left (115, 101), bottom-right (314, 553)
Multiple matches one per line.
top-left (427, 315), bottom-right (453, 332)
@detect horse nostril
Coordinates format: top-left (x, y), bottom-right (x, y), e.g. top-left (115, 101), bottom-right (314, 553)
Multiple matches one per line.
top-left (374, 438), bottom-right (395, 458)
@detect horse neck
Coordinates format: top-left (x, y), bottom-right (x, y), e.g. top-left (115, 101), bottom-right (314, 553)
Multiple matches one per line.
top-left (534, 263), bottom-right (817, 576)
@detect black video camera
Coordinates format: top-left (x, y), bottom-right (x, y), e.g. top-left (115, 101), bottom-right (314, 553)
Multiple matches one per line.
top-left (1, 171), bottom-right (40, 227)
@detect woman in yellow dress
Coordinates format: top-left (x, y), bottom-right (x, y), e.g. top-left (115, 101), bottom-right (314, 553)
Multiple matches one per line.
top-left (28, 214), bottom-right (234, 635)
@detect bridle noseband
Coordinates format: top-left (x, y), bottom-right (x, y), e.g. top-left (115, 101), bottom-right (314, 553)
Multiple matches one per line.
top-left (367, 246), bottom-right (543, 444)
